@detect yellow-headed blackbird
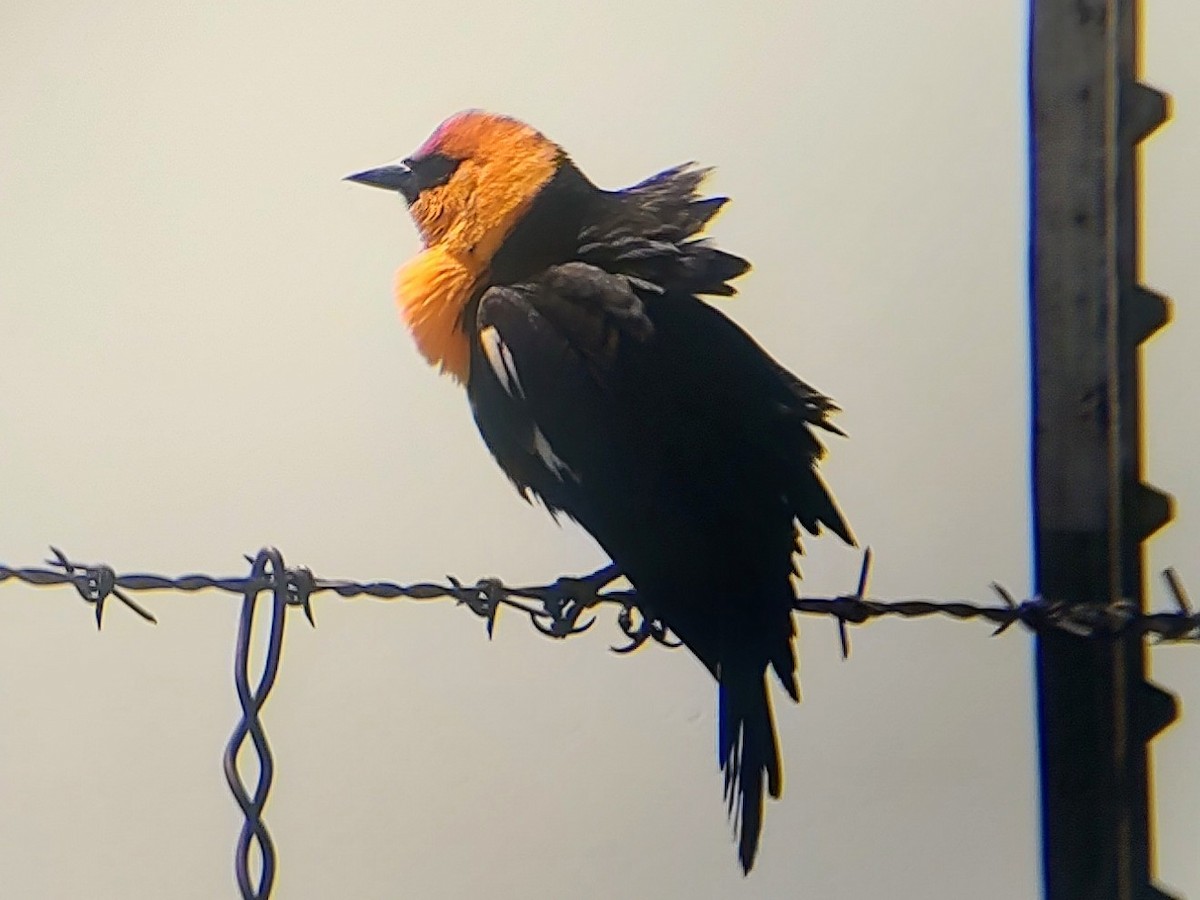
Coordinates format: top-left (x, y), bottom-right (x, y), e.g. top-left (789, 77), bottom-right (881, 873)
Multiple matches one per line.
top-left (348, 111), bottom-right (854, 873)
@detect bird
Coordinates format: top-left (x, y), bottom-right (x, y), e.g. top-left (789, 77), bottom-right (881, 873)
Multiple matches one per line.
top-left (346, 110), bottom-right (854, 873)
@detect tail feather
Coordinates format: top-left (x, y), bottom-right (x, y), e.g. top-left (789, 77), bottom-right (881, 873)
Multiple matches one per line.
top-left (718, 671), bottom-right (782, 873)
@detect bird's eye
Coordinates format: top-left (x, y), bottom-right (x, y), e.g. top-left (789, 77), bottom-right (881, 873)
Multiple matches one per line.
top-left (407, 153), bottom-right (462, 194)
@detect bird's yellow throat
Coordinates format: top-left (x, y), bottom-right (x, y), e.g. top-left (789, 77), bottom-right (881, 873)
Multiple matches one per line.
top-left (394, 245), bottom-right (477, 383)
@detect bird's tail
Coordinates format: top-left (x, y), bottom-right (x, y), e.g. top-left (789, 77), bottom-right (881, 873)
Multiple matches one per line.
top-left (718, 667), bottom-right (782, 874)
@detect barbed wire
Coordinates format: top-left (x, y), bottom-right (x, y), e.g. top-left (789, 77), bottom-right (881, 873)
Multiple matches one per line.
top-left (2, 546), bottom-right (1196, 645)
top-left (0, 545), bottom-right (1196, 900)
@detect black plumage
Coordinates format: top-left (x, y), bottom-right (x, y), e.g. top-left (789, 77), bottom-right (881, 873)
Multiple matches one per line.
top-left (467, 161), bottom-right (853, 872)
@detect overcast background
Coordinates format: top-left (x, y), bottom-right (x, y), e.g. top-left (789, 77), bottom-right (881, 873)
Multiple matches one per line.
top-left (1, 2), bottom-right (1197, 898)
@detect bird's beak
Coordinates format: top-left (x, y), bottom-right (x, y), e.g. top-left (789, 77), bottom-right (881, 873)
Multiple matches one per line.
top-left (344, 161), bottom-right (418, 202)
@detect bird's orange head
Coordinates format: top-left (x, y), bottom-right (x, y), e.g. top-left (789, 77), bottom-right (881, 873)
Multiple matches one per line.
top-left (347, 111), bottom-right (564, 382)
top-left (348, 110), bottom-right (563, 256)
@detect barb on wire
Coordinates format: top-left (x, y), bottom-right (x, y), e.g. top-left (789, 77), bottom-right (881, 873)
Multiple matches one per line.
top-left (834, 547), bottom-right (873, 658)
top-left (44, 546), bottom-right (157, 627)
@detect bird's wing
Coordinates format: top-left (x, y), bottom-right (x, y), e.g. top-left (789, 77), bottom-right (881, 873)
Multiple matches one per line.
top-left (468, 262), bottom-right (656, 522)
top-left (470, 261), bottom-right (852, 557)
top-left (471, 261), bottom-right (851, 542)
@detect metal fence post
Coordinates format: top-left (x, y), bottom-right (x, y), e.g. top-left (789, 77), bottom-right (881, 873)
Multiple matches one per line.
top-left (1028, 0), bottom-right (1177, 897)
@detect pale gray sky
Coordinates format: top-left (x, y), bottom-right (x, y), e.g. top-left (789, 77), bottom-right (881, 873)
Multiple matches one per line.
top-left (1, 1), bottom-right (1197, 898)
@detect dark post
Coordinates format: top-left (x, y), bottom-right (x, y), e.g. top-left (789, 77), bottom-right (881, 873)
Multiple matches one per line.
top-left (1028, 1), bottom-right (1177, 898)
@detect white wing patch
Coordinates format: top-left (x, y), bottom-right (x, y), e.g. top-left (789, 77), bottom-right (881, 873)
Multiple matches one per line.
top-left (532, 427), bottom-right (579, 482)
top-left (479, 325), bottom-right (578, 483)
top-left (479, 325), bottom-right (525, 399)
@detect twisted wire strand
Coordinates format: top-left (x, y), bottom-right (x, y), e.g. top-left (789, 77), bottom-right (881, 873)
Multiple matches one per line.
top-left (221, 548), bottom-right (290, 900)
